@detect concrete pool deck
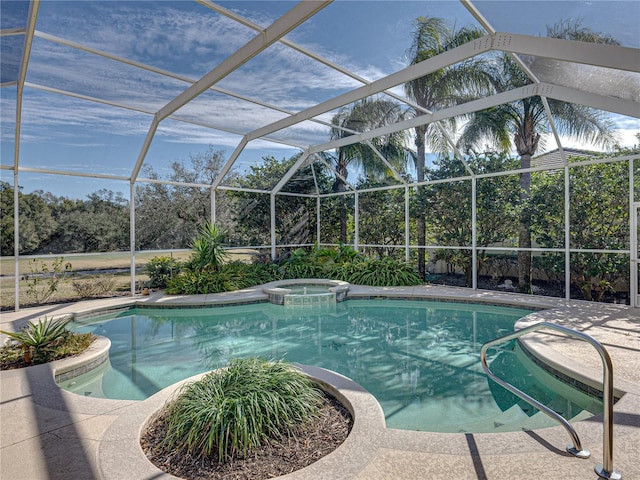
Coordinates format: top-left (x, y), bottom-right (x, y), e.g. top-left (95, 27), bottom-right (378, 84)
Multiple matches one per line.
top-left (1, 284), bottom-right (639, 480)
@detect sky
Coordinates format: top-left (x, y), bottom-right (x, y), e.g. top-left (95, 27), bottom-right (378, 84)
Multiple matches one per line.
top-left (0, 0), bottom-right (638, 199)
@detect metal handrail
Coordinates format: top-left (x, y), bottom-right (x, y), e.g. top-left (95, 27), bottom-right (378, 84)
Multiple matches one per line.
top-left (480, 321), bottom-right (621, 480)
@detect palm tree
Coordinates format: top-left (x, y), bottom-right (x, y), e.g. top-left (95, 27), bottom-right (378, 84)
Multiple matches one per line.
top-left (404, 17), bottom-right (493, 279)
top-left (458, 21), bottom-right (619, 293)
top-left (329, 97), bottom-right (408, 243)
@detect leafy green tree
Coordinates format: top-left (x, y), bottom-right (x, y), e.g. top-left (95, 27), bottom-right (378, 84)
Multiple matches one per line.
top-left (458, 21), bottom-right (619, 293)
top-left (230, 154), bottom-right (331, 251)
top-left (42, 190), bottom-right (129, 253)
top-left (135, 146), bottom-right (235, 249)
top-left (356, 177), bottom-right (409, 259)
top-left (425, 153), bottom-right (520, 287)
top-left (329, 97), bottom-right (408, 243)
top-left (404, 17), bottom-right (492, 278)
top-left (0, 182), bottom-right (57, 255)
top-left (531, 154), bottom-right (630, 300)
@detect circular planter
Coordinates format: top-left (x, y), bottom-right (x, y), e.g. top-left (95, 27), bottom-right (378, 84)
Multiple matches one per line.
top-left (98, 364), bottom-right (386, 480)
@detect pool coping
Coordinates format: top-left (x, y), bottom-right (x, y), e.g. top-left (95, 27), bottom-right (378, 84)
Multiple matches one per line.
top-left (2, 284), bottom-right (639, 480)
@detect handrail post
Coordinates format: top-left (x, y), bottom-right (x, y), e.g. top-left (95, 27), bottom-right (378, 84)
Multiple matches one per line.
top-left (595, 344), bottom-right (619, 480)
top-left (480, 321), bottom-right (621, 480)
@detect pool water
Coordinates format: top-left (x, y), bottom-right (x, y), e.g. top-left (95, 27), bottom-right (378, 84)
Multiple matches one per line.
top-left (287, 285), bottom-right (331, 294)
top-left (63, 300), bottom-right (603, 432)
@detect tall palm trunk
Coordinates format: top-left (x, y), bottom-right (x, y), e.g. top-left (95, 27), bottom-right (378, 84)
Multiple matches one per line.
top-left (335, 153), bottom-right (349, 244)
top-left (514, 123), bottom-right (539, 293)
top-left (517, 160), bottom-right (532, 293)
top-left (415, 124), bottom-right (427, 279)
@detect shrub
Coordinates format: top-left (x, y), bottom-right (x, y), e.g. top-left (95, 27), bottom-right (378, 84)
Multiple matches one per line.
top-left (165, 270), bottom-right (222, 295)
top-left (145, 256), bottom-right (182, 288)
top-left (165, 262), bottom-right (280, 295)
top-left (345, 258), bottom-right (422, 286)
top-left (23, 257), bottom-right (73, 304)
top-left (166, 244), bottom-right (422, 295)
top-left (160, 358), bottom-right (323, 462)
top-left (72, 276), bottom-right (116, 298)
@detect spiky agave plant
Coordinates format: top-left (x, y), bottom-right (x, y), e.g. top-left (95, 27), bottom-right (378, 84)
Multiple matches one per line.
top-left (189, 221), bottom-right (228, 272)
top-left (0, 317), bottom-right (71, 363)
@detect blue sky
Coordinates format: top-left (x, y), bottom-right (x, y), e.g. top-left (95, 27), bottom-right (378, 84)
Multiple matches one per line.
top-left (1, 0), bottom-right (638, 199)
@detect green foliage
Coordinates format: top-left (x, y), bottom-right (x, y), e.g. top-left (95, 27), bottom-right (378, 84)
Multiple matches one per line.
top-left (0, 316), bottom-right (70, 350)
top-left (160, 358), bottom-right (322, 462)
top-left (343, 257), bottom-right (422, 286)
top-left (166, 245), bottom-right (421, 295)
top-left (166, 262), bottom-right (278, 295)
top-left (0, 316), bottom-right (93, 366)
top-left (278, 245), bottom-right (358, 279)
top-left (23, 257), bottom-right (73, 304)
top-left (1, 182), bottom-right (131, 255)
top-left (424, 153), bottom-right (520, 286)
top-left (328, 98), bottom-right (408, 243)
top-left (278, 246), bottom-right (421, 286)
top-left (135, 147), bottom-right (235, 250)
top-left (227, 154), bottom-right (333, 247)
top-left (0, 317), bottom-right (94, 367)
top-left (357, 181), bottom-right (409, 258)
top-left (188, 222), bottom-right (228, 272)
top-left (530, 156), bottom-right (629, 300)
top-left (0, 181), bottom-right (57, 255)
top-left (145, 256), bottom-right (182, 288)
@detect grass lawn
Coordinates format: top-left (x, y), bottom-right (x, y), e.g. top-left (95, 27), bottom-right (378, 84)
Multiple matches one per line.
top-left (1, 249), bottom-right (257, 310)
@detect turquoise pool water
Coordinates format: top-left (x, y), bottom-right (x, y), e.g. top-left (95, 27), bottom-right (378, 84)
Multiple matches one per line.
top-left (63, 299), bottom-right (603, 432)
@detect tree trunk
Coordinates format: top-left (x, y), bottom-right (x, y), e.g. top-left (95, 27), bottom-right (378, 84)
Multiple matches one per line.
top-left (339, 196), bottom-right (347, 244)
top-left (415, 126), bottom-right (427, 280)
top-left (514, 123), bottom-right (538, 294)
top-left (334, 154), bottom-right (349, 244)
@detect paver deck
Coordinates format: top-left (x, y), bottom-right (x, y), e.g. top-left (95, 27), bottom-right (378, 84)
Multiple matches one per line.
top-left (1, 285), bottom-right (639, 480)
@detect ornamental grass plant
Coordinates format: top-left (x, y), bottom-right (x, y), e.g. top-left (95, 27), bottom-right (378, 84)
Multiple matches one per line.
top-left (159, 358), bottom-right (323, 463)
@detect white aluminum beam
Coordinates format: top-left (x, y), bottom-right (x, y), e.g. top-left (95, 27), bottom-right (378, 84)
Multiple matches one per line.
top-left (0, 28), bottom-right (26, 36)
top-left (134, 1), bottom-right (329, 186)
top-left (13, 0), bottom-right (39, 172)
top-left (502, 34), bottom-right (640, 73)
top-left (246, 33), bottom-right (638, 151)
top-left (308, 82), bottom-right (639, 157)
top-left (11, 166), bottom-right (129, 181)
top-left (246, 34), bottom-right (495, 142)
top-left (198, 0), bottom-right (422, 114)
top-left (216, 185), bottom-right (271, 194)
top-left (35, 30), bottom-right (338, 139)
top-left (461, 1), bottom-right (567, 167)
top-left (156, 1), bottom-right (331, 122)
top-left (272, 151), bottom-right (311, 193)
top-left (541, 84), bottom-right (640, 119)
top-left (211, 137), bottom-right (249, 189)
top-left (130, 116), bottom-right (159, 182)
top-left (364, 140), bottom-right (406, 184)
top-left (308, 85), bottom-right (542, 155)
top-left (316, 155), bottom-right (355, 192)
top-left (26, 82), bottom-right (155, 114)
top-left (25, 82), bottom-right (307, 150)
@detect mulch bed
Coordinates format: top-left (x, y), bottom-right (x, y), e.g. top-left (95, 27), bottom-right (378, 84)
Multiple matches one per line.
top-left (141, 393), bottom-right (353, 480)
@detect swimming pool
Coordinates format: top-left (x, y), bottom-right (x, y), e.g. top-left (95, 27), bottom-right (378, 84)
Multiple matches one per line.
top-left (63, 299), bottom-right (603, 433)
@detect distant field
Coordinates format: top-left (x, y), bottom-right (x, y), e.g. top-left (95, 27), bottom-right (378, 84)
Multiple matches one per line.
top-left (0, 249), bottom-right (257, 276)
top-left (0, 249), bottom-right (257, 310)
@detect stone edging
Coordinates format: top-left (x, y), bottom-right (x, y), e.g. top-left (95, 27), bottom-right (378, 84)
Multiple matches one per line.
top-left (97, 364), bottom-right (386, 480)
